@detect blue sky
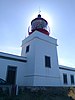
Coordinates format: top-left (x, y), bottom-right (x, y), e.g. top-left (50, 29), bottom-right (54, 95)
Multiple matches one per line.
top-left (0, 0), bottom-right (75, 67)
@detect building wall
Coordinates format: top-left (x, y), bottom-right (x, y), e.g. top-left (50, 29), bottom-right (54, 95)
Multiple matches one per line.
top-left (21, 31), bottom-right (61, 86)
top-left (0, 30), bottom-right (75, 86)
top-left (33, 33), bottom-right (61, 86)
top-left (59, 65), bottom-right (75, 86)
top-left (0, 56), bottom-right (26, 86)
top-left (21, 34), bottom-right (36, 86)
top-left (0, 55), bottom-right (75, 86)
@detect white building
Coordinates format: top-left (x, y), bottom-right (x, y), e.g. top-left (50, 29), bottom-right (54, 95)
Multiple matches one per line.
top-left (0, 14), bottom-right (75, 86)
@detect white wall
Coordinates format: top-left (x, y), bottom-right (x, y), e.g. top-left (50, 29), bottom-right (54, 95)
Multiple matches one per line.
top-left (21, 34), bottom-right (36, 86)
top-left (33, 33), bottom-right (61, 86)
top-left (0, 30), bottom-right (75, 86)
top-left (59, 65), bottom-right (75, 86)
top-left (21, 31), bottom-right (61, 86)
top-left (0, 55), bottom-right (27, 86)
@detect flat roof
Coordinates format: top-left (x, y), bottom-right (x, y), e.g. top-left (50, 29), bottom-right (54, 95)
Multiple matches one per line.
top-left (59, 65), bottom-right (75, 72)
top-left (0, 52), bottom-right (27, 62)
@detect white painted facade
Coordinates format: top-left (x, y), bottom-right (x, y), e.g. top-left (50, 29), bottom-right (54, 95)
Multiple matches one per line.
top-left (0, 14), bottom-right (75, 86)
top-left (59, 65), bottom-right (75, 86)
top-left (21, 31), bottom-right (61, 86)
top-left (0, 52), bottom-right (27, 86)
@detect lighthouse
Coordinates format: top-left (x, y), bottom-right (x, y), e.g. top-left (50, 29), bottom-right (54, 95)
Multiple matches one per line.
top-left (21, 14), bottom-right (61, 86)
top-left (28, 14), bottom-right (50, 36)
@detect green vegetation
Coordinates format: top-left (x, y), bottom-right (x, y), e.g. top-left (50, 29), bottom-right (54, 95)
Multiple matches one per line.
top-left (0, 87), bottom-right (72, 100)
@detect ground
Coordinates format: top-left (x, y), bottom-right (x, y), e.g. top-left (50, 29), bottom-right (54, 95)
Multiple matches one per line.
top-left (0, 87), bottom-right (73, 100)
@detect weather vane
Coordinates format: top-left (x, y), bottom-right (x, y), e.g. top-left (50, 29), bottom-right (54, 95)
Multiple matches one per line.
top-left (39, 7), bottom-right (41, 14)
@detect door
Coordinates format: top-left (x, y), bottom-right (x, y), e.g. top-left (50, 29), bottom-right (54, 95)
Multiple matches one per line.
top-left (6, 66), bottom-right (17, 85)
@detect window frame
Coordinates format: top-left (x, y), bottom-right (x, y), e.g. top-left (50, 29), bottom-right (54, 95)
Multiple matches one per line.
top-left (70, 75), bottom-right (74, 85)
top-left (26, 45), bottom-right (30, 53)
top-left (63, 74), bottom-right (67, 84)
top-left (45, 56), bottom-right (51, 68)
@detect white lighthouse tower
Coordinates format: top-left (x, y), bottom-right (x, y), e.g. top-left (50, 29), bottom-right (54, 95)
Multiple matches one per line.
top-left (21, 14), bottom-right (61, 86)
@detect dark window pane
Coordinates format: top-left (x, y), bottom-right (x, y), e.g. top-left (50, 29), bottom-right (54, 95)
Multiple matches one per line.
top-left (26, 45), bottom-right (29, 53)
top-left (45, 56), bottom-right (51, 68)
top-left (71, 75), bottom-right (74, 84)
top-left (63, 74), bottom-right (67, 84)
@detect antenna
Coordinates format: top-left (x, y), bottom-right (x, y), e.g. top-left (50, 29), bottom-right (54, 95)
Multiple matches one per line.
top-left (39, 7), bottom-right (41, 14)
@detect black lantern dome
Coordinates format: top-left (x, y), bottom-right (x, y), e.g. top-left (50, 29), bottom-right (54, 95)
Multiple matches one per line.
top-left (28, 14), bottom-right (50, 35)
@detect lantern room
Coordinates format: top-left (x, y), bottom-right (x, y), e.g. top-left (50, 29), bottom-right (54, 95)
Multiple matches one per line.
top-left (28, 14), bottom-right (50, 36)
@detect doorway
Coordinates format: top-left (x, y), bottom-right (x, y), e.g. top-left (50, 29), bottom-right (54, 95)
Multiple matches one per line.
top-left (6, 66), bottom-right (17, 85)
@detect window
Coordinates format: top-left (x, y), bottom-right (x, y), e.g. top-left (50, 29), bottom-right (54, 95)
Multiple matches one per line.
top-left (45, 56), bottom-right (51, 68)
top-left (63, 74), bottom-right (67, 84)
top-left (71, 75), bottom-right (74, 84)
top-left (26, 45), bottom-right (30, 53)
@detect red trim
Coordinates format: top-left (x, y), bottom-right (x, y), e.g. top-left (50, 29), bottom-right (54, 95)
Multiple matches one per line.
top-left (29, 28), bottom-right (49, 36)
